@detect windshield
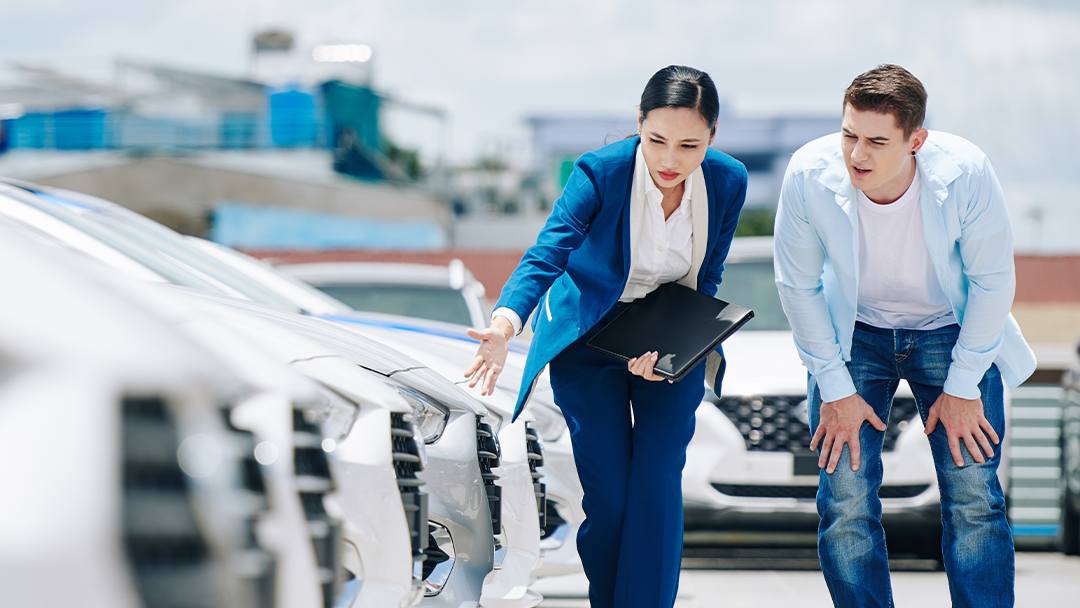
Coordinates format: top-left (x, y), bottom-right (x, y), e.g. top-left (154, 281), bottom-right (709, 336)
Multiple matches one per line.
top-left (715, 260), bottom-right (790, 331)
top-left (315, 284), bottom-right (474, 327)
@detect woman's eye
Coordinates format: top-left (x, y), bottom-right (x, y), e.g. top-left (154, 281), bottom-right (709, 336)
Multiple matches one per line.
top-left (650, 138), bottom-right (664, 145)
top-left (682, 144), bottom-right (698, 149)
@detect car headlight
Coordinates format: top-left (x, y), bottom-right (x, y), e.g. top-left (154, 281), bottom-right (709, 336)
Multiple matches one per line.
top-left (529, 400), bottom-right (567, 442)
top-left (308, 385), bottom-right (360, 441)
top-left (396, 386), bottom-right (450, 445)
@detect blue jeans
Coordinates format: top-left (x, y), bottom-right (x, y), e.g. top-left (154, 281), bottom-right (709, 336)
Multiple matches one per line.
top-left (808, 322), bottom-right (1013, 608)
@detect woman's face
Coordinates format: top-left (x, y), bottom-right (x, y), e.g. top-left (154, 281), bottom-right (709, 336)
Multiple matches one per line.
top-left (638, 107), bottom-right (715, 193)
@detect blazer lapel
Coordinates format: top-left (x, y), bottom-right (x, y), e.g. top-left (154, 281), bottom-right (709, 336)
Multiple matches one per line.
top-left (624, 146), bottom-right (647, 281)
top-left (679, 166), bottom-right (708, 290)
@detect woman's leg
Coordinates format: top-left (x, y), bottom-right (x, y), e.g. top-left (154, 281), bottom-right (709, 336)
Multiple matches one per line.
top-left (612, 364), bottom-right (706, 608)
top-left (549, 337), bottom-right (633, 608)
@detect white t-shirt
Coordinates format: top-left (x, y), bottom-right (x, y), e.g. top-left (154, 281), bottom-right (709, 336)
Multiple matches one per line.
top-left (856, 172), bottom-right (957, 330)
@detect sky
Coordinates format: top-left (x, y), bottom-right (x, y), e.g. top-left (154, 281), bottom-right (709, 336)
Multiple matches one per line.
top-left (2, 0), bottom-right (1078, 250)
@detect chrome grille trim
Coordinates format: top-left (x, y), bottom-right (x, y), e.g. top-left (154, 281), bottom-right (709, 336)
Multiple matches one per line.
top-left (713, 394), bottom-right (919, 452)
top-left (390, 412), bottom-right (429, 562)
top-left (475, 416), bottom-right (502, 547)
top-left (524, 422), bottom-right (548, 535)
top-left (293, 408), bottom-right (342, 608)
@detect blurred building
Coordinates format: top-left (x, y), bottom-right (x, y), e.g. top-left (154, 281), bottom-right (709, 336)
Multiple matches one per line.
top-left (526, 106), bottom-right (838, 211)
top-left (0, 54), bottom-right (447, 248)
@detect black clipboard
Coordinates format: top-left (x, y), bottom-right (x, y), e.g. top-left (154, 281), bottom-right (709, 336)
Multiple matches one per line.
top-left (586, 282), bottom-right (754, 381)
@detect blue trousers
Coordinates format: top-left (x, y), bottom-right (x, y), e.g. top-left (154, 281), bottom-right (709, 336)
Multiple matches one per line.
top-left (549, 305), bottom-right (705, 608)
top-left (808, 322), bottom-right (1013, 608)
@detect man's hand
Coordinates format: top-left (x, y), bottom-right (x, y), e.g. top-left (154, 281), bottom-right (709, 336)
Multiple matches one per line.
top-left (464, 317), bottom-right (514, 396)
top-left (924, 392), bottom-right (998, 467)
top-left (810, 393), bottom-right (888, 473)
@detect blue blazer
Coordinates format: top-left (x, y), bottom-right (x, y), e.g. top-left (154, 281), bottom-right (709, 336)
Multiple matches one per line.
top-left (497, 136), bottom-right (748, 420)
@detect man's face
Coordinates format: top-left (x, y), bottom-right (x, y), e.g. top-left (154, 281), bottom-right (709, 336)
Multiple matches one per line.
top-left (840, 104), bottom-right (927, 204)
top-left (638, 107), bottom-right (715, 194)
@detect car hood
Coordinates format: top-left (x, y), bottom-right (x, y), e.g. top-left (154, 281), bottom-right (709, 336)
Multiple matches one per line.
top-left (719, 330), bottom-right (808, 397)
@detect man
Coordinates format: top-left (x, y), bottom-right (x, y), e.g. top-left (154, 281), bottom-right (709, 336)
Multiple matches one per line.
top-left (774, 64), bottom-right (1036, 607)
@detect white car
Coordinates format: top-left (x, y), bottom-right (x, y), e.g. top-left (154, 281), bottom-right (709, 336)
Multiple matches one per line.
top-left (279, 261), bottom-right (492, 330)
top-left (0, 181), bottom-right (424, 607)
top-left (0, 225), bottom-right (286, 608)
top-left (329, 313), bottom-right (585, 580)
top-left (682, 236), bottom-right (1009, 559)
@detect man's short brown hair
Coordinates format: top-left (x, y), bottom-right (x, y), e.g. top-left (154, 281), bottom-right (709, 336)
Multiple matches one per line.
top-left (843, 64), bottom-right (927, 139)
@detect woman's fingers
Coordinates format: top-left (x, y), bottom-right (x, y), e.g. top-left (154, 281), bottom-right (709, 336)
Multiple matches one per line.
top-left (627, 351), bottom-right (663, 381)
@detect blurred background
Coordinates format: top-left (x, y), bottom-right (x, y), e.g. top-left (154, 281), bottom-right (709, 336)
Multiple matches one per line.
top-left (1, 0), bottom-right (1079, 553)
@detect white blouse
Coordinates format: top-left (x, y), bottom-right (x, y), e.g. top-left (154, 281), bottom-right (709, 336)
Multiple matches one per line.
top-left (494, 144), bottom-right (694, 336)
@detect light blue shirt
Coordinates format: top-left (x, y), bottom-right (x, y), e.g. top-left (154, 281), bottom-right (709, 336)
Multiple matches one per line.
top-left (773, 131), bottom-right (1036, 402)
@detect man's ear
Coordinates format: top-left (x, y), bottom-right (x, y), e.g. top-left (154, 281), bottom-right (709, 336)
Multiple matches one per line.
top-left (911, 127), bottom-right (929, 155)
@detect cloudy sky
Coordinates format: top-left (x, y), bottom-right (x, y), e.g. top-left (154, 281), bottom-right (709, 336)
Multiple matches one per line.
top-left (2, 0), bottom-right (1078, 249)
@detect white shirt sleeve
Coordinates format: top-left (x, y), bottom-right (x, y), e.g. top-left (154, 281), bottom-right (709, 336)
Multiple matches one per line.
top-left (491, 307), bottom-right (522, 339)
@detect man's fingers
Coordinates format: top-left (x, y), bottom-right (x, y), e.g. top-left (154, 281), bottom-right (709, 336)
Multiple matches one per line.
top-left (974, 430), bottom-right (996, 460)
top-left (924, 408), bottom-right (940, 435)
top-left (947, 433), bottom-right (965, 467)
top-left (810, 425), bottom-right (825, 451)
top-left (826, 440), bottom-right (844, 474)
top-left (964, 434), bottom-right (987, 464)
top-left (819, 435), bottom-right (834, 469)
top-left (849, 438), bottom-right (861, 472)
top-left (867, 410), bottom-right (887, 431)
top-left (981, 418), bottom-right (1001, 445)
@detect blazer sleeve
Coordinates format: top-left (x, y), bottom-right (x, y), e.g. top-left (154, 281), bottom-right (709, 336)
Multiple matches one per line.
top-left (698, 160), bottom-right (748, 297)
top-left (494, 152), bottom-right (605, 321)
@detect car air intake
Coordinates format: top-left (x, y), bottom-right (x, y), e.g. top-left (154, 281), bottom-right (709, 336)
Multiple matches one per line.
top-left (122, 396), bottom-right (275, 608)
top-left (523, 422), bottom-right (548, 535)
top-left (391, 412), bottom-right (429, 562)
top-left (714, 395), bottom-right (920, 452)
top-left (475, 416), bottom-right (502, 547)
top-left (712, 483), bottom-right (931, 500)
top-left (293, 408), bottom-right (342, 608)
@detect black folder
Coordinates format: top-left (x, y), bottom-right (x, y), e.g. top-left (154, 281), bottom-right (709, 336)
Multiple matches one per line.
top-left (587, 282), bottom-right (754, 381)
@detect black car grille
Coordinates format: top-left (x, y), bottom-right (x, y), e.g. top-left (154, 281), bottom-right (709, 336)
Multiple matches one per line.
top-left (523, 422), bottom-right (548, 535)
top-left (714, 395), bottom-right (920, 452)
top-left (293, 408), bottom-right (342, 608)
top-left (712, 483), bottom-right (932, 500)
top-left (122, 396), bottom-right (275, 608)
top-left (391, 412), bottom-right (429, 562)
top-left (475, 416), bottom-right (502, 547)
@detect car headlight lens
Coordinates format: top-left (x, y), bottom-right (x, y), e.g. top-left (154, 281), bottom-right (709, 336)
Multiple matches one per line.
top-left (397, 386), bottom-right (450, 445)
top-left (529, 400), bottom-right (567, 442)
top-left (308, 385), bottom-right (360, 441)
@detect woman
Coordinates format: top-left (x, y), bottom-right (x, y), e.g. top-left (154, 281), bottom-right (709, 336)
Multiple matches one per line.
top-left (465, 65), bottom-right (747, 608)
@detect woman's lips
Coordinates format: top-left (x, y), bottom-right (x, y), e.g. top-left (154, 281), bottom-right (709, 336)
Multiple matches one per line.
top-left (658, 171), bottom-right (680, 181)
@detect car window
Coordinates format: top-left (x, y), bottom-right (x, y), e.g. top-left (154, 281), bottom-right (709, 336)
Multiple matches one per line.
top-left (315, 284), bottom-right (474, 327)
top-left (715, 260), bottom-right (791, 331)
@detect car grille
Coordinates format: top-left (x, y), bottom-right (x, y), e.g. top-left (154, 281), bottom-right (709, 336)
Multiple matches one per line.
top-left (524, 422), bottom-right (548, 535)
top-left (714, 395), bottom-right (920, 452)
top-left (475, 416), bottom-right (502, 548)
top-left (293, 408), bottom-right (342, 608)
top-left (122, 396), bottom-right (274, 608)
top-left (712, 483), bottom-right (932, 500)
top-left (391, 412), bottom-right (429, 562)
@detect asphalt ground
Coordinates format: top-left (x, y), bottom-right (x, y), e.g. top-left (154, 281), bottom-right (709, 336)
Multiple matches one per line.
top-left (532, 551), bottom-right (1080, 607)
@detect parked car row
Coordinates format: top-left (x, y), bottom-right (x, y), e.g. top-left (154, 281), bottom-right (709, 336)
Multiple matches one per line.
top-left (0, 178), bottom-right (585, 608)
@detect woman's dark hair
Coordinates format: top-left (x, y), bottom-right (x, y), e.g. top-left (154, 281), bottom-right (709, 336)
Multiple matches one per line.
top-left (639, 65), bottom-right (720, 135)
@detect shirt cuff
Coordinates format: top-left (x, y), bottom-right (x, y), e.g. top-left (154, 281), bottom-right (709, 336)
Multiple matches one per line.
top-left (492, 307), bottom-right (522, 339)
top-left (943, 364), bottom-right (984, 400)
top-left (815, 366), bottom-right (858, 403)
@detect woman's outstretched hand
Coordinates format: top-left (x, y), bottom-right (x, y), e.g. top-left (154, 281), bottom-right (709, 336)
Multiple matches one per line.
top-left (627, 351), bottom-right (673, 383)
top-left (465, 317), bottom-right (514, 396)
